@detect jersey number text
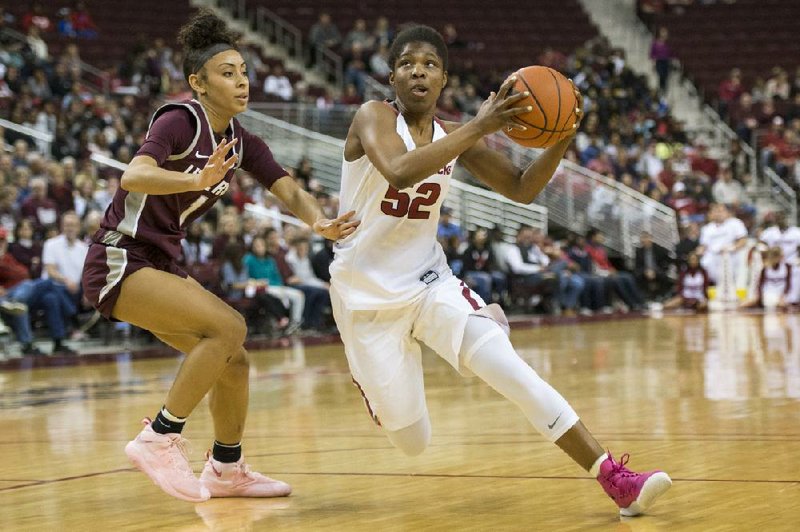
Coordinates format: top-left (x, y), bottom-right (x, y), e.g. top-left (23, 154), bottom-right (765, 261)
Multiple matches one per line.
top-left (380, 183), bottom-right (442, 219)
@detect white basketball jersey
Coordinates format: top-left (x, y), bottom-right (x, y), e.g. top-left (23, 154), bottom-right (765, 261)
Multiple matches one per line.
top-left (761, 225), bottom-right (800, 262)
top-left (330, 108), bottom-right (457, 310)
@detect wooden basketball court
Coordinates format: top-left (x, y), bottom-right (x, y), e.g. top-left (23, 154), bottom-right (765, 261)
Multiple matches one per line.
top-left (2, 313), bottom-right (799, 530)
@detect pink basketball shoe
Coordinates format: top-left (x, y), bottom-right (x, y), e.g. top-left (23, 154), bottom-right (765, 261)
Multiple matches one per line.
top-left (596, 452), bottom-right (672, 516)
top-left (200, 451), bottom-right (292, 498)
top-left (124, 418), bottom-right (210, 503)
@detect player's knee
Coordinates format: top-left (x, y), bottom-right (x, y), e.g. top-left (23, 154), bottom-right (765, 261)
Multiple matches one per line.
top-left (208, 312), bottom-right (247, 349)
top-left (229, 347), bottom-right (250, 369)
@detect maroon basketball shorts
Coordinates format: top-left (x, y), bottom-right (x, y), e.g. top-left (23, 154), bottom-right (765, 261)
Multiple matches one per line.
top-left (82, 238), bottom-right (187, 320)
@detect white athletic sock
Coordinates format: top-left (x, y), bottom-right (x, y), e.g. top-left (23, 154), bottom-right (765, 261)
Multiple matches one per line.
top-left (161, 407), bottom-right (186, 423)
top-left (460, 316), bottom-right (580, 442)
top-left (589, 452), bottom-right (609, 477)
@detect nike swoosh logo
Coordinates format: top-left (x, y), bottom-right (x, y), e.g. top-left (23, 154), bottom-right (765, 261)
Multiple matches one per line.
top-left (195, 151), bottom-right (211, 159)
top-left (210, 463), bottom-right (223, 478)
top-left (547, 413), bottom-right (562, 430)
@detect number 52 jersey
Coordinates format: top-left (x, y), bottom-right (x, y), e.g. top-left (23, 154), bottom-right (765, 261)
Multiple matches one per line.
top-left (330, 109), bottom-right (457, 310)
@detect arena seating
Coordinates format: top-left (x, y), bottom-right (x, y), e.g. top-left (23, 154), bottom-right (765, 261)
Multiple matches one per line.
top-left (244, 0), bottom-right (598, 74)
top-left (648, 0), bottom-right (800, 99)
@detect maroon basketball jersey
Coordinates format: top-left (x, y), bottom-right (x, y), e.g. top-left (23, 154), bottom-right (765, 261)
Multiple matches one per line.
top-left (98, 99), bottom-right (287, 259)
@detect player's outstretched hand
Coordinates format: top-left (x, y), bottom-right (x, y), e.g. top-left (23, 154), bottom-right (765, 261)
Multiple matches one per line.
top-left (313, 210), bottom-right (360, 241)
top-left (192, 138), bottom-right (239, 191)
top-left (472, 76), bottom-right (531, 136)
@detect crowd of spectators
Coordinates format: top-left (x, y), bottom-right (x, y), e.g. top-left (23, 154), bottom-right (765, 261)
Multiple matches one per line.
top-left (2, 3), bottom-right (798, 356)
top-left (714, 66), bottom-right (800, 191)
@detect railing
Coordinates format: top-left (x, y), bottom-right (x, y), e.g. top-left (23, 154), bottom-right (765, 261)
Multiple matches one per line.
top-left (248, 6), bottom-right (303, 66)
top-left (0, 118), bottom-right (53, 155)
top-left (214, 0), bottom-right (342, 88)
top-left (237, 111), bottom-right (550, 238)
top-left (248, 102), bottom-right (358, 138)
top-left (237, 110), bottom-right (682, 254)
top-left (544, 160), bottom-right (678, 258)
top-left (364, 75), bottom-right (393, 101)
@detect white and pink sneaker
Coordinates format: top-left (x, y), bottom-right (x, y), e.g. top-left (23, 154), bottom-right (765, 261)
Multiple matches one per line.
top-left (596, 452), bottom-right (672, 516)
top-left (200, 451), bottom-right (292, 498)
top-left (124, 418), bottom-right (210, 503)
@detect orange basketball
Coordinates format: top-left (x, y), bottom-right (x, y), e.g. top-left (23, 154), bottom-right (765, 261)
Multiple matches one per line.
top-left (503, 65), bottom-right (579, 149)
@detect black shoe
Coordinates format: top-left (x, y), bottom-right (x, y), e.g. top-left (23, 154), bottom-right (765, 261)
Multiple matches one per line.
top-left (22, 345), bottom-right (44, 356)
top-left (53, 345), bottom-right (79, 356)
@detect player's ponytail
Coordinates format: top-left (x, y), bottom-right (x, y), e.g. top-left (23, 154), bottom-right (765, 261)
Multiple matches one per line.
top-left (178, 8), bottom-right (238, 80)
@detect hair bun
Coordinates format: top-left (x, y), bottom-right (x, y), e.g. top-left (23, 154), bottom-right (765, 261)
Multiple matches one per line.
top-left (178, 8), bottom-right (237, 51)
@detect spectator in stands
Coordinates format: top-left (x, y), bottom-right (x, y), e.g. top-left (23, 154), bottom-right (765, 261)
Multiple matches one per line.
top-left (286, 236), bottom-right (331, 330)
top-left (663, 251), bottom-right (708, 311)
top-left (308, 12), bottom-right (341, 65)
top-left (220, 241), bottom-right (290, 334)
top-left (437, 206), bottom-right (463, 242)
top-left (0, 187), bottom-right (16, 234)
top-left (506, 226), bottom-right (558, 308)
top-left (566, 233), bottom-right (610, 313)
top-left (266, 229), bottom-right (328, 331)
top-left (343, 19), bottom-right (374, 52)
top-left (634, 231), bottom-right (673, 301)
top-left (245, 235), bottom-right (304, 330)
top-left (71, 1), bottom-right (98, 39)
top-left (585, 229), bottom-right (646, 311)
top-left (765, 67), bottom-right (791, 102)
top-left (92, 175), bottom-right (118, 212)
top-left (689, 143), bottom-right (719, 180)
top-left (73, 173), bottom-right (101, 219)
top-left (461, 228), bottom-right (504, 304)
top-left (20, 177), bottom-right (58, 235)
top-left (697, 203), bottom-right (748, 284)
top-left (338, 83), bottom-right (362, 105)
top-left (675, 222), bottom-right (701, 269)
top-left (649, 27), bottom-right (673, 94)
top-left (42, 211), bottom-right (88, 305)
top-left (21, 2), bottom-right (52, 33)
top-left (372, 16), bottom-right (393, 48)
top-left (712, 165), bottom-right (752, 216)
top-left (343, 41), bottom-right (370, 97)
top-left (369, 43), bottom-right (391, 79)
top-left (541, 236), bottom-right (586, 316)
top-left (28, 68), bottom-right (52, 101)
top-left (718, 68), bottom-right (743, 120)
top-left (668, 181), bottom-right (699, 224)
top-left (211, 213), bottom-right (245, 259)
top-left (56, 7), bottom-right (75, 37)
top-left (311, 237), bottom-right (334, 283)
top-left (741, 246), bottom-right (790, 309)
top-left (26, 26), bottom-right (49, 64)
top-left (182, 222), bottom-right (213, 266)
top-left (263, 64), bottom-right (293, 101)
top-left (8, 218), bottom-right (42, 279)
top-left (48, 163), bottom-right (75, 215)
top-left (0, 226), bottom-right (77, 355)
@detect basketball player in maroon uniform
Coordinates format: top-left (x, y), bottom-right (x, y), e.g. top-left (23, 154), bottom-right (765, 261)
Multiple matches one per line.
top-left (81, 11), bottom-right (357, 502)
top-left (331, 25), bottom-right (671, 516)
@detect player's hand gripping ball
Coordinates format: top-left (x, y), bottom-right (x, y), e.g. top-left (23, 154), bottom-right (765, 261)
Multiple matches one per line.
top-left (503, 65), bottom-right (583, 149)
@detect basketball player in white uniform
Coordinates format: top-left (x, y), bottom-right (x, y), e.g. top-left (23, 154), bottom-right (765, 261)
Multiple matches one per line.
top-left (698, 203), bottom-right (748, 305)
top-left (760, 213), bottom-right (800, 303)
top-left (329, 25), bottom-right (671, 516)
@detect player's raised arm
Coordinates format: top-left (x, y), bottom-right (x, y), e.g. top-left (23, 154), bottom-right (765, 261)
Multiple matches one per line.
top-left (352, 76), bottom-right (529, 190)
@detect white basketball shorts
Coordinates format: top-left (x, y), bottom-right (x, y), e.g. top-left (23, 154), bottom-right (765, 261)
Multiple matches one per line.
top-left (331, 274), bottom-right (486, 431)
